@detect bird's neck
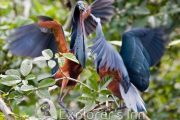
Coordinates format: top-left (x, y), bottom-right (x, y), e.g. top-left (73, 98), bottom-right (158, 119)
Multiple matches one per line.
top-left (53, 27), bottom-right (69, 53)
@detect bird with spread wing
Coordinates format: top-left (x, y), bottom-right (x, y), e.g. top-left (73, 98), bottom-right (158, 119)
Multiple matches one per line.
top-left (90, 15), bottom-right (167, 112)
top-left (70, 0), bottom-right (114, 68)
top-left (6, 16), bottom-right (83, 100)
top-left (6, 0), bottom-right (115, 99)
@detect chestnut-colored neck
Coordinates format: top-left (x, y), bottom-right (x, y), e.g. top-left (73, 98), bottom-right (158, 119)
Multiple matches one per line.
top-left (53, 26), bottom-right (69, 53)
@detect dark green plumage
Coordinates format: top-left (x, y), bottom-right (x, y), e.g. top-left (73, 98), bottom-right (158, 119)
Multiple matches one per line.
top-left (120, 28), bottom-right (167, 91)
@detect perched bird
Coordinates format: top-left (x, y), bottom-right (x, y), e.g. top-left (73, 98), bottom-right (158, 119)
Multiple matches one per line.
top-left (90, 16), bottom-right (167, 112)
top-left (71, 0), bottom-right (114, 68)
top-left (6, 16), bottom-right (83, 99)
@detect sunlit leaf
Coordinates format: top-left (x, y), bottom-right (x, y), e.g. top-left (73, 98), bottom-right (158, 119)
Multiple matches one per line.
top-left (48, 60), bottom-right (56, 68)
top-left (0, 75), bottom-right (21, 86)
top-left (42, 49), bottom-right (53, 60)
top-left (36, 88), bottom-right (51, 99)
top-left (37, 73), bottom-right (52, 81)
top-left (26, 74), bottom-right (36, 80)
top-left (38, 78), bottom-right (56, 88)
top-left (5, 69), bottom-right (20, 77)
top-left (20, 85), bottom-right (36, 92)
top-left (131, 7), bottom-right (150, 15)
top-left (20, 59), bottom-right (33, 76)
top-left (169, 40), bottom-right (180, 46)
top-left (109, 41), bottom-right (122, 47)
top-left (62, 53), bottom-right (79, 64)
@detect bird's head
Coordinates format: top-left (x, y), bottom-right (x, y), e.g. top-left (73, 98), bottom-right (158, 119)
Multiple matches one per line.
top-left (76, 1), bottom-right (86, 11)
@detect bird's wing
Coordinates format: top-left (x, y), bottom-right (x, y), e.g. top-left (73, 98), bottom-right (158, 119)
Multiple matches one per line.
top-left (84, 0), bottom-right (115, 35)
top-left (7, 16), bottom-right (58, 57)
top-left (120, 28), bottom-right (167, 91)
top-left (73, 22), bottom-right (86, 68)
top-left (71, 5), bottom-right (86, 67)
top-left (70, 5), bottom-right (80, 50)
top-left (7, 24), bottom-right (57, 57)
top-left (90, 17), bottom-right (130, 93)
top-left (6, 16), bottom-right (59, 74)
top-left (70, 0), bottom-right (114, 67)
top-left (91, 17), bottom-right (146, 112)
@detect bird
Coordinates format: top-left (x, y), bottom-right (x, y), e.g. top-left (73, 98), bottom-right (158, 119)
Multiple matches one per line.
top-left (90, 15), bottom-right (167, 112)
top-left (70, 0), bottom-right (115, 68)
top-left (6, 16), bottom-right (83, 99)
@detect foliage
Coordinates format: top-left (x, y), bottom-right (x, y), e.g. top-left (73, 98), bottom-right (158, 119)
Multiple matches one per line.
top-left (0, 0), bottom-right (180, 120)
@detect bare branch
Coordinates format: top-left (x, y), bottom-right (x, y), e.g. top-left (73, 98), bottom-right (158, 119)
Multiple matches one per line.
top-left (0, 97), bottom-right (15, 120)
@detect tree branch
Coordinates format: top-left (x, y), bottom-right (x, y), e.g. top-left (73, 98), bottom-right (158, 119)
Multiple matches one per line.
top-left (0, 97), bottom-right (15, 120)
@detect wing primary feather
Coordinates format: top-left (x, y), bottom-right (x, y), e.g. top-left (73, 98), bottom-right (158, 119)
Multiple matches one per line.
top-left (120, 28), bottom-right (167, 91)
top-left (90, 17), bottom-right (130, 93)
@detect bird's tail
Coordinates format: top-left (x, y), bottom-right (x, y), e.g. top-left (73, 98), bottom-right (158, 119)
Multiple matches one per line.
top-left (119, 83), bottom-right (146, 112)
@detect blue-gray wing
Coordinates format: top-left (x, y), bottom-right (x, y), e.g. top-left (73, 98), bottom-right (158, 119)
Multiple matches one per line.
top-left (6, 16), bottom-right (59, 74)
top-left (120, 28), bottom-right (167, 91)
top-left (85, 0), bottom-right (115, 35)
top-left (6, 24), bottom-right (57, 57)
top-left (90, 22), bottom-right (130, 92)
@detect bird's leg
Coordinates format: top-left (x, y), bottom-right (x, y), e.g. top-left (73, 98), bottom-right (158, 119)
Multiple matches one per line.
top-left (58, 95), bottom-right (76, 120)
top-left (60, 87), bottom-right (72, 101)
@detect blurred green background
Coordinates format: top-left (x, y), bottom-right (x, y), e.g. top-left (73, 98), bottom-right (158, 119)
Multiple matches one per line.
top-left (0, 0), bottom-right (180, 120)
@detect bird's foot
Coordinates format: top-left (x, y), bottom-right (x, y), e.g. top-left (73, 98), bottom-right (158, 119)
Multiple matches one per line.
top-left (58, 95), bottom-right (76, 120)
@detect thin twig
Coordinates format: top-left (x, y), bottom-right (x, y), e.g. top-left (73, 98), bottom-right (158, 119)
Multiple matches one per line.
top-left (0, 97), bottom-right (15, 120)
top-left (55, 77), bottom-right (93, 90)
top-left (110, 95), bottom-right (120, 107)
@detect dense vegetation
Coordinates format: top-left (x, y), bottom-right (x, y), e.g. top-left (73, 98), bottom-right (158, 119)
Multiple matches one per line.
top-left (0, 0), bottom-right (180, 120)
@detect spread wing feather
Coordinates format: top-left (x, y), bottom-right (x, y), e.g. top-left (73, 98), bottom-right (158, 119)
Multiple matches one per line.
top-left (90, 17), bottom-right (146, 112)
top-left (120, 28), bottom-right (167, 91)
top-left (7, 24), bottom-right (57, 57)
top-left (90, 18), bottom-right (130, 92)
top-left (70, 0), bottom-right (114, 67)
top-left (6, 16), bottom-right (59, 74)
top-left (84, 0), bottom-right (115, 35)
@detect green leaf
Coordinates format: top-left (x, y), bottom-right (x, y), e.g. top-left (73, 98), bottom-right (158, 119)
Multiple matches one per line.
top-left (86, 79), bottom-right (98, 91)
top-left (20, 59), bottom-right (33, 76)
top-left (36, 88), bottom-right (51, 99)
top-left (58, 57), bottom-right (65, 67)
top-left (38, 78), bottom-right (56, 88)
top-left (26, 74), bottom-right (36, 80)
top-left (109, 41), bottom-right (122, 47)
top-left (169, 40), bottom-right (180, 46)
top-left (83, 101), bottom-right (96, 113)
top-left (62, 53), bottom-right (79, 64)
top-left (100, 77), bottom-right (112, 90)
top-left (100, 90), bottom-right (111, 96)
top-left (78, 96), bottom-right (94, 104)
top-left (42, 49), bottom-right (53, 60)
top-left (131, 7), bottom-right (150, 15)
top-left (37, 73), bottom-right (52, 81)
top-left (20, 85), bottom-right (36, 92)
top-left (48, 60), bottom-right (56, 68)
top-left (22, 80), bottom-right (28, 85)
top-left (0, 75), bottom-right (21, 86)
top-left (96, 95), bottom-right (112, 103)
top-left (33, 56), bottom-right (47, 61)
top-left (5, 69), bottom-right (20, 77)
